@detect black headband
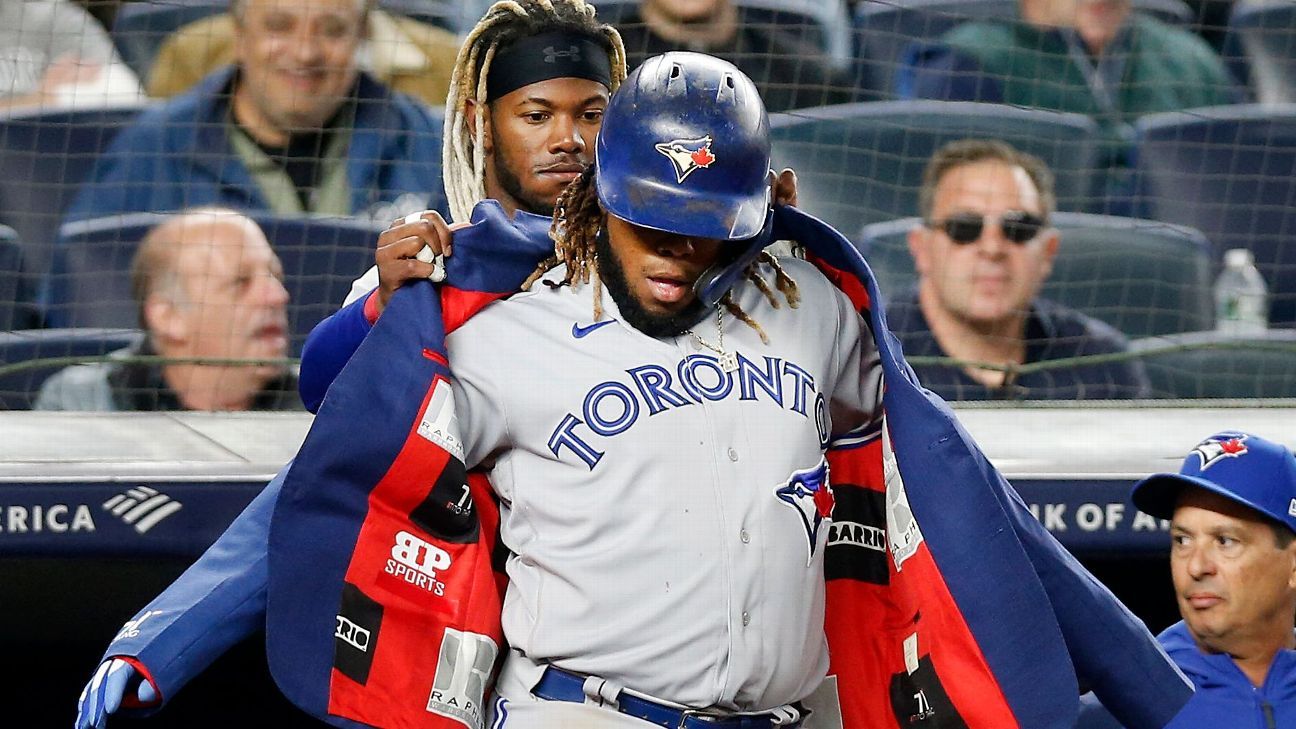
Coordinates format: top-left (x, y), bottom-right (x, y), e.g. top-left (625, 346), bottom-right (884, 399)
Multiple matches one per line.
top-left (486, 31), bottom-right (613, 101)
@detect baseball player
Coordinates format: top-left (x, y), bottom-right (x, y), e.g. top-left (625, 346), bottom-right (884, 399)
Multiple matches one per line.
top-left (446, 52), bottom-right (881, 726)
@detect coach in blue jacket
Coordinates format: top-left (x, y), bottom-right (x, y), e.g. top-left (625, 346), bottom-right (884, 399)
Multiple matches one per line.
top-left (1084, 431), bottom-right (1296, 727)
top-left (64, 0), bottom-right (444, 226)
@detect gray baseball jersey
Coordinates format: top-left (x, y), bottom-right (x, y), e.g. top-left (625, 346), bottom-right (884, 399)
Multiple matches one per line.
top-left (445, 256), bottom-right (883, 712)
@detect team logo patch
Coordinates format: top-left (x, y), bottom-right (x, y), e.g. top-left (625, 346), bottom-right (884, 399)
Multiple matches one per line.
top-left (655, 135), bottom-right (716, 183)
top-left (1192, 433), bottom-right (1249, 471)
top-left (774, 458), bottom-right (833, 566)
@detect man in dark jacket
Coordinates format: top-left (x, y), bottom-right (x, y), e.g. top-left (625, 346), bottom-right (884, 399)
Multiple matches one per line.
top-left (889, 138), bottom-right (1149, 400)
top-left (65, 0), bottom-right (443, 226)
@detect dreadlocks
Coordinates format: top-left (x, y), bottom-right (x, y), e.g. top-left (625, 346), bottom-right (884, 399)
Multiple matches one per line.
top-left (444, 0), bottom-right (627, 223)
top-left (525, 167), bottom-right (802, 344)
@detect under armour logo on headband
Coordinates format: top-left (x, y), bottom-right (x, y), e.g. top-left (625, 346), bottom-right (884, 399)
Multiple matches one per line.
top-left (544, 45), bottom-right (581, 63)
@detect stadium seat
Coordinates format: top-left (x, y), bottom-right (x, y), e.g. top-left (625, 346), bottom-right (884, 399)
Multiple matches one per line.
top-left (112, 0), bottom-right (463, 80)
top-left (769, 101), bottom-right (1100, 237)
top-left (46, 213), bottom-right (384, 352)
top-left (0, 328), bottom-right (142, 410)
top-left (1129, 329), bottom-right (1296, 398)
top-left (1132, 105), bottom-right (1296, 326)
top-left (859, 213), bottom-right (1214, 338)
top-left (852, 0), bottom-right (1194, 96)
top-left (0, 225), bottom-right (40, 330)
top-left (1223, 0), bottom-right (1296, 105)
top-left (0, 102), bottom-right (148, 279)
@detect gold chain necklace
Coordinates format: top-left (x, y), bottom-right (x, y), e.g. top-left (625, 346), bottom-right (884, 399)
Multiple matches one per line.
top-left (686, 304), bottom-right (738, 372)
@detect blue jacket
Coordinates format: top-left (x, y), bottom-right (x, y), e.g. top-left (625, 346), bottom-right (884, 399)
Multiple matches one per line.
top-left (63, 66), bottom-right (445, 224)
top-left (1161, 621), bottom-right (1296, 728)
top-left (100, 204), bottom-right (1193, 728)
top-left (1078, 621), bottom-right (1296, 728)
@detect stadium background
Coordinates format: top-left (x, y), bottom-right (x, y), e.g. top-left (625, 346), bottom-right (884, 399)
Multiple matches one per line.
top-left (0, 0), bottom-right (1293, 726)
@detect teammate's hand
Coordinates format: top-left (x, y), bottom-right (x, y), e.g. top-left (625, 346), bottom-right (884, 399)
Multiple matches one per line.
top-left (375, 211), bottom-right (466, 316)
top-left (74, 658), bottom-right (158, 729)
top-left (772, 168), bottom-right (798, 208)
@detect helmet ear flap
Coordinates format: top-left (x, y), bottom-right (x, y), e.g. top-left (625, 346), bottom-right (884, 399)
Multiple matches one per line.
top-left (693, 209), bottom-right (775, 308)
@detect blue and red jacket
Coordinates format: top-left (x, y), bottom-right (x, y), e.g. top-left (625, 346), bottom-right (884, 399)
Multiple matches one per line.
top-left (103, 202), bottom-right (1194, 729)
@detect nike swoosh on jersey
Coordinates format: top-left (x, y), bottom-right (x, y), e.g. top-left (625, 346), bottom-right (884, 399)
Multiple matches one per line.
top-left (571, 320), bottom-right (616, 339)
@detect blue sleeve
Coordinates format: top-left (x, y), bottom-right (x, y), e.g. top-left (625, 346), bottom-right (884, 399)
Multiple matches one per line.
top-left (1007, 488), bottom-right (1193, 728)
top-left (101, 467), bottom-right (286, 709)
top-left (298, 293), bottom-right (374, 413)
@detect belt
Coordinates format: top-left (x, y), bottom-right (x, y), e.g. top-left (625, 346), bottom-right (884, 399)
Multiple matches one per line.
top-left (531, 665), bottom-right (803, 729)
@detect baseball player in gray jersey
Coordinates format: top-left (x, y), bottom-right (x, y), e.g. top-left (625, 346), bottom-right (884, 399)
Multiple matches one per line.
top-left (451, 52), bottom-right (882, 727)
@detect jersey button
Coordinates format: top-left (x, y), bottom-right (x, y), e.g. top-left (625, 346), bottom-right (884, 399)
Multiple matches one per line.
top-left (740, 529), bottom-right (750, 544)
top-left (741, 611), bottom-right (751, 627)
top-left (727, 448), bottom-right (739, 462)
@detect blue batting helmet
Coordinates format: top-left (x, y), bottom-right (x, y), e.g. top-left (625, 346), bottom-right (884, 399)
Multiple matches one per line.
top-left (594, 52), bottom-right (771, 241)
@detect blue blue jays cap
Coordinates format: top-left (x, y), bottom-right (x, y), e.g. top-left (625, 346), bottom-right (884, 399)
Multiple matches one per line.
top-left (1131, 431), bottom-right (1296, 533)
top-left (594, 52), bottom-right (772, 242)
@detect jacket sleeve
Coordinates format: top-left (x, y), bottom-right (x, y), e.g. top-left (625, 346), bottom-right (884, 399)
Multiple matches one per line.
top-left (298, 294), bottom-right (373, 413)
top-left (100, 467), bottom-right (286, 708)
top-left (1004, 483), bottom-right (1192, 728)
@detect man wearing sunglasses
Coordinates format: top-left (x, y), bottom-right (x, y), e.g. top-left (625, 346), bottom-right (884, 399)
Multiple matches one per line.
top-left (888, 138), bottom-right (1150, 400)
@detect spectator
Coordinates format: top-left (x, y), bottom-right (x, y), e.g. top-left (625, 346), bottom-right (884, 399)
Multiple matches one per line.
top-left (887, 138), bottom-right (1149, 400)
top-left (1080, 431), bottom-right (1296, 726)
top-left (64, 0), bottom-right (443, 225)
top-left (901, 0), bottom-right (1238, 152)
top-left (0, 0), bottom-right (142, 112)
top-left (144, 7), bottom-right (459, 109)
top-left (614, 0), bottom-right (858, 112)
top-left (35, 208), bottom-right (298, 411)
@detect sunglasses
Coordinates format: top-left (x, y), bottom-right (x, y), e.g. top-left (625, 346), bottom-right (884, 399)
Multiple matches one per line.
top-left (930, 211), bottom-right (1047, 245)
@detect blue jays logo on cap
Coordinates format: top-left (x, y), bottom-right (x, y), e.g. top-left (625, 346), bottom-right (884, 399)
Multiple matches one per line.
top-left (1131, 430), bottom-right (1296, 533)
top-left (1192, 433), bottom-right (1249, 470)
top-left (775, 458), bottom-right (834, 566)
top-left (654, 136), bottom-right (716, 183)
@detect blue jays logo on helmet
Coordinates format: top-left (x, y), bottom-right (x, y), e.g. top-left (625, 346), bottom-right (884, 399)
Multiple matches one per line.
top-left (1192, 433), bottom-right (1249, 471)
top-left (655, 135), bottom-right (717, 183)
top-left (594, 52), bottom-right (770, 241)
top-left (775, 458), bottom-right (834, 566)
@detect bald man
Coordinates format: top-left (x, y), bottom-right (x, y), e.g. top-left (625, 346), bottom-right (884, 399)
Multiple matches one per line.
top-left (36, 208), bottom-right (299, 412)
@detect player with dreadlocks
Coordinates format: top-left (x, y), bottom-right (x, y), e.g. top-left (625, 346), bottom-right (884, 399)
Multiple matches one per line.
top-left (434, 51), bottom-right (879, 727)
top-left (348, 0), bottom-right (627, 317)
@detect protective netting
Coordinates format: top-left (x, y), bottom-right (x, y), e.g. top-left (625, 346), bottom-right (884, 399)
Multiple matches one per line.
top-left (1, 0), bottom-right (1293, 410)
